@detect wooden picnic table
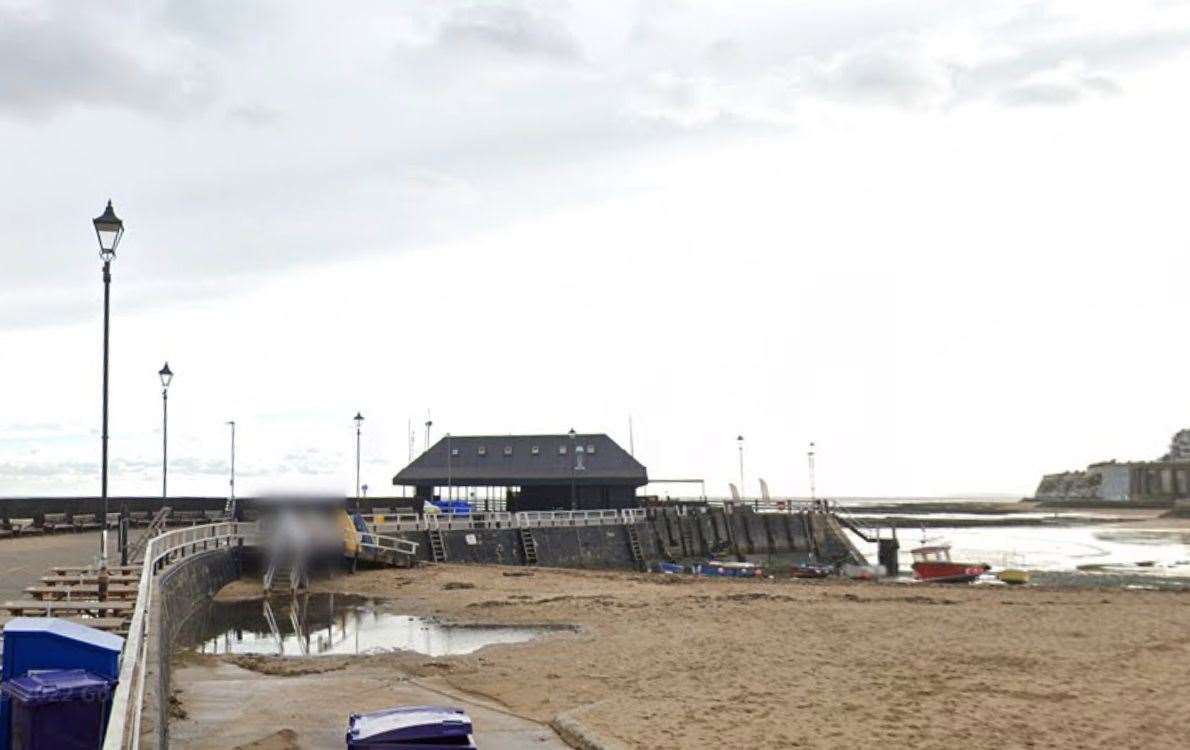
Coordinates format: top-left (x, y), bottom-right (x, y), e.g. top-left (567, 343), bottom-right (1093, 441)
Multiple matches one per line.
top-left (25, 585), bottom-right (139, 601)
top-left (40, 574), bottom-right (139, 586)
top-left (50, 565), bottom-right (141, 576)
top-left (1, 600), bottom-right (134, 616)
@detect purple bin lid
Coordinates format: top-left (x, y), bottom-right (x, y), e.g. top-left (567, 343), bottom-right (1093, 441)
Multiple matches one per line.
top-left (0, 669), bottom-right (113, 706)
top-left (347, 706), bottom-right (472, 742)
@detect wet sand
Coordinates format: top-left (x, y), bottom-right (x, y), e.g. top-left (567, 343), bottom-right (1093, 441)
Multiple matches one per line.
top-left (180, 566), bottom-right (1190, 749)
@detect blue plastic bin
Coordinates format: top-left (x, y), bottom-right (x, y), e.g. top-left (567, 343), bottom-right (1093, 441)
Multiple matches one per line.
top-left (0, 619), bottom-right (123, 750)
top-left (346, 706), bottom-right (476, 749)
top-left (1, 669), bottom-right (113, 750)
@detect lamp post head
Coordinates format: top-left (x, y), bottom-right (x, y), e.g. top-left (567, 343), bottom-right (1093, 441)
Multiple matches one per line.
top-left (158, 362), bottom-right (173, 389)
top-left (354, 412), bottom-right (364, 427)
top-left (93, 200), bottom-right (123, 261)
top-left (737, 435), bottom-right (743, 444)
top-left (568, 428), bottom-right (576, 440)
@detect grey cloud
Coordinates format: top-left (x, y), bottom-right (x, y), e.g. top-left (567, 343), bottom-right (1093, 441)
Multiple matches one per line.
top-left (227, 104), bottom-right (283, 126)
top-left (0, 6), bottom-right (216, 119)
top-left (634, 16), bottom-right (1190, 127)
top-left (435, 3), bottom-right (581, 60)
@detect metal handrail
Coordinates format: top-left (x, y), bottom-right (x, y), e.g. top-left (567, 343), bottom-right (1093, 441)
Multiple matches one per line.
top-left (357, 532), bottom-right (419, 556)
top-left (367, 508), bottom-right (649, 533)
top-left (103, 522), bottom-right (255, 750)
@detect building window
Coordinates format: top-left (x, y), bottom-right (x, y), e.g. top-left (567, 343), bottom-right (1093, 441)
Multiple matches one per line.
top-left (586, 444), bottom-right (596, 454)
top-left (451, 448), bottom-right (459, 457)
top-left (559, 445), bottom-right (567, 455)
top-left (504, 445), bottom-right (513, 456)
top-left (531, 446), bottom-right (540, 455)
top-left (477, 446), bottom-right (486, 456)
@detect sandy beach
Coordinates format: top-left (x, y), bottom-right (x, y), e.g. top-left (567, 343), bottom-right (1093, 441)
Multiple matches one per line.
top-left (174, 565), bottom-right (1190, 749)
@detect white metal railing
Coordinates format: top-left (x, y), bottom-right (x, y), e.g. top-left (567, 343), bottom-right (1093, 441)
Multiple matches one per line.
top-left (357, 531), bottom-right (420, 557)
top-left (364, 508), bottom-right (647, 533)
top-left (103, 522), bottom-right (255, 750)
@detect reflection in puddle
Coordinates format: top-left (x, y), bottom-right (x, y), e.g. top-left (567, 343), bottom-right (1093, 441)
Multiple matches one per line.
top-left (194, 593), bottom-right (562, 658)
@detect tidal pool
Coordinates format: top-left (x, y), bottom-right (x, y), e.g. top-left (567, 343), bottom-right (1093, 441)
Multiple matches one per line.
top-left (193, 593), bottom-right (563, 658)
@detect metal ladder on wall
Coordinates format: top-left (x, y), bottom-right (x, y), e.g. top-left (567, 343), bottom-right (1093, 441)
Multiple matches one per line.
top-left (625, 524), bottom-right (644, 570)
top-left (518, 527), bottom-right (538, 565)
top-left (679, 520), bottom-right (696, 557)
top-left (427, 528), bottom-right (448, 563)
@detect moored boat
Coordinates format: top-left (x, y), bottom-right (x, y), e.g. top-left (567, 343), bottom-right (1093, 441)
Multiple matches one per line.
top-left (911, 544), bottom-right (989, 583)
top-left (695, 560), bottom-right (765, 578)
top-left (790, 562), bottom-right (833, 578)
top-left (996, 569), bottom-right (1030, 585)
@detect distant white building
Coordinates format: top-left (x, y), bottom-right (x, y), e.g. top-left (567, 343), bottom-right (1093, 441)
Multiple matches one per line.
top-left (1034, 429), bottom-right (1190, 504)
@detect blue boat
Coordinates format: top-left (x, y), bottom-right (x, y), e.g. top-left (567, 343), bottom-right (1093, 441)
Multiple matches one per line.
top-left (656, 562), bottom-right (687, 574)
top-left (694, 560), bottom-right (765, 578)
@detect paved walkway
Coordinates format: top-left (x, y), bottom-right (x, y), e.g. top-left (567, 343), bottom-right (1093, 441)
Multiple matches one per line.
top-left (171, 660), bottom-right (569, 749)
top-left (0, 531), bottom-right (106, 602)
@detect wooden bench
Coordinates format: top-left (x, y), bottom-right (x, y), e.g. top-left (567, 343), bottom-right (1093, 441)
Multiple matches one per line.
top-left (42, 513), bottom-right (73, 533)
top-left (2, 600), bottom-right (134, 616)
top-left (40, 574), bottom-right (139, 586)
top-left (50, 565), bottom-right (142, 576)
top-left (72, 513), bottom-right (103, 531)
top-left (25, 585), bottom-right (139, 602)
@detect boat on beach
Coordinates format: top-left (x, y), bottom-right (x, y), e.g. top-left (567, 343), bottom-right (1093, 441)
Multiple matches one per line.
top-left (789, 562), bottom-right (833, 578)
top-left (695, 560), bottom-right (766, 578)
top-left (911, 544), bottom-right (990, 583)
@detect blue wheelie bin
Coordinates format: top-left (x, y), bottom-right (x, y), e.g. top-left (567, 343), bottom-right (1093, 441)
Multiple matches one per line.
top-left (0, 669), bottom-right (113, 750)
top-left (346, 706), bottom-right (476, 749)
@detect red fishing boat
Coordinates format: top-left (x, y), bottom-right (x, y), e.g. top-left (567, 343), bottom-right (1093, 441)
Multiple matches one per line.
top-left (910, 544), bottom-right (989, 583)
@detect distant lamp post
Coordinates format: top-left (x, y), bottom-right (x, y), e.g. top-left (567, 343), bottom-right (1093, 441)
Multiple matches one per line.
top-left (225, 421), bottom-right (236, 518)
top-left (736, 435), bottom-right (745, 502)
top-left (568, 428), bottom-right (577, 511)
top-left (159, 362), bottom-right (173, 500)
top-left (807, 441), bottom-right (817, 504)
top-left (353, 412), bottom-right (364, 508)
top-left (93, 200), bottom-right (124, 569)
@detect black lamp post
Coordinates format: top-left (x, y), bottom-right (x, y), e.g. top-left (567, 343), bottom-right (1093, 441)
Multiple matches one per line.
top-left (353, 412), bottom-right (364, 508)
top-left (93, 201), bottom-right (123, 569)
top-left (568, 428), bottom-right (577, 511)
top-left (159, 363), bottom-right (173, 500)
top-left (737, 435), bottom-right (745, 503)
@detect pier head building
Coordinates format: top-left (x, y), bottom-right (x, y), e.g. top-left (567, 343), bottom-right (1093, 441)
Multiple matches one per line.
top-left (393, 433), bottom-right (647, 511)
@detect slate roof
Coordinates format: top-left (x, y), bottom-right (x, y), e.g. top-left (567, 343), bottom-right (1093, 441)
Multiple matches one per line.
top-left (393, 433), bottom-right (647, 486)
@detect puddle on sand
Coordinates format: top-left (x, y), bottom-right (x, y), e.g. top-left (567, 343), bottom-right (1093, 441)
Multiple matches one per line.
top-left (193, 593), bottom-right (561, 658)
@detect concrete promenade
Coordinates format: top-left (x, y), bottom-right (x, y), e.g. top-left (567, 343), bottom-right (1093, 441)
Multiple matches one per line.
top-left (0, 530), bottom-right (105, 602)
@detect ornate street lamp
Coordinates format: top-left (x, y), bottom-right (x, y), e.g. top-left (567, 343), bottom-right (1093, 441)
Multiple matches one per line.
top-left (159, 363), bottom-right (173, 500)
top-left (93, 200), bottom-right (124, 569)
top-left (568, 428), bottom-right (577, 511)
top-left (354, 412), bottom-right (364, 507)
top-left (737, 435), bottom-right (745, 503)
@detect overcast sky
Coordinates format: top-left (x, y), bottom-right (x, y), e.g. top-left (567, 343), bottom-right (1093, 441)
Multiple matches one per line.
top-left (3, 0), bottom-right (1190, 499)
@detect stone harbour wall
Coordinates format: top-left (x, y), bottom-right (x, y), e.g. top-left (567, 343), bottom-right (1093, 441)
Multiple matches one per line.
top-left (392, 508), bottom-right (865, 570)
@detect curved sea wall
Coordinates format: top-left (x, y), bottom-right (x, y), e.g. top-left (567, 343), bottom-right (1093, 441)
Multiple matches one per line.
top-left (140, 547), bottom-right (242, 749)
